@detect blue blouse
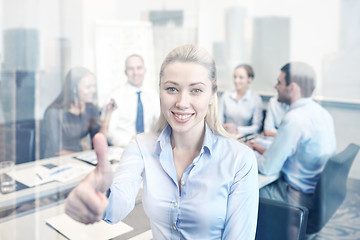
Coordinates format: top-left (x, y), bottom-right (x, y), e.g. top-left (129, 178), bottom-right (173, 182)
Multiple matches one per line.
top-left (104, 124), bottom-right (259, 239)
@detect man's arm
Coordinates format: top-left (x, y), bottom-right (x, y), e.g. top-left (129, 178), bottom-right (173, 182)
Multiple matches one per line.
top-left (251, 116), bottom-right (301, 176)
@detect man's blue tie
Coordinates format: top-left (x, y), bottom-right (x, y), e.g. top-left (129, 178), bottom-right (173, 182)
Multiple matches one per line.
top-left (136, 91), bottom-right (144, 133)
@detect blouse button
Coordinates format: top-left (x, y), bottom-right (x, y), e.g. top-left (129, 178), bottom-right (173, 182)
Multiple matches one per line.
top-left (174, 202), bottom-right (178, 207)
top-left (172, 225), bottom-right (177, 230)
top-left (181, 180), bottom-right (185, 186)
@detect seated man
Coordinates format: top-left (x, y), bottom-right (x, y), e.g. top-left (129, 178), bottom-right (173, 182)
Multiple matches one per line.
top-left (106, 54), bottom-right (160, 147)
top-left (248, 62), bottom-right (336, 209)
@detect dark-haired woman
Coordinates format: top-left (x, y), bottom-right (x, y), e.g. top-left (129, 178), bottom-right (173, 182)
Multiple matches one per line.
top-left (43, 67), bottom-right (115, 158)
top-left (218, 64), bottom-right (263, 137)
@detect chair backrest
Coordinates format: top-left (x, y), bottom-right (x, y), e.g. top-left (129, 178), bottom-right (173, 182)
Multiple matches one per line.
top-left (255, 198), bottom-right (308, 240)
top-left (15, 127), bottom-right (35, 164)
top-left (306, 143), bottom-right (360, 234)
top-left (0, 126), bottom-right (35, 164)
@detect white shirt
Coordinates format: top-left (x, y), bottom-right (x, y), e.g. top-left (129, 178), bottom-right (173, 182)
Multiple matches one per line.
top-left (257, 98), bottom-right (336, 193)
top-left (218, 89), bottom-right (263, 136)
top-left (264, 96), bottom-right (289, 132)
top-left (107, 82), bottom-right (160, 147)
top-left (104, 124), bottom-right (259, 239)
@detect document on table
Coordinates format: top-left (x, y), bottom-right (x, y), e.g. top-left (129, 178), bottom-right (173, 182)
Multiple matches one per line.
top-left (254, 136), bottom-right (274, 148)
top-left (74, 148), bottom-right (124, 165)
top-left (46, 213), bottom-right (133, 240)
top-left (8, 163), bottom-right (93, 187)
top-left (7, 165), bottom-right (56, 187)
top-left (37, 163), bottom-right (93, 182)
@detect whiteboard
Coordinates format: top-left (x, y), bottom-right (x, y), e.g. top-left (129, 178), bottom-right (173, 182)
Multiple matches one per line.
top-left (94, 21), bottom-right (156, 105)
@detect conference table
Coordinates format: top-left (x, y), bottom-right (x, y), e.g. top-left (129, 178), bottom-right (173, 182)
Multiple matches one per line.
top-left (0, 148), bottom-right (279, 240)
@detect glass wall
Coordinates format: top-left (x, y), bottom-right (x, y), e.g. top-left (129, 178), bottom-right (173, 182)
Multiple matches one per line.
top-left (0, 0), bottom-right (359, 230)
top-left (1, 0), bottom-right (359, 161)
top-left (0, 2), bottom-right (359, 159)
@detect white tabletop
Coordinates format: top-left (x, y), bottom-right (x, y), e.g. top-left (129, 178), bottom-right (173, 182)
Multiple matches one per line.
top-left (0, 149), bottom-right (279, 240)
top-left (0, 151), bottom-right (94, 212)
top-left (0, 148), bottom-right (123, 213)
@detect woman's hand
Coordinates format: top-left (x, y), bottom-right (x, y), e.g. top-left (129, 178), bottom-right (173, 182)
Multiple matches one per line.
top-left (100, 99), bottom-right (118, 136)
top-left (247, 140), bottom-right (267, 155)
top-left (223, 123), bottom-right (238, 134)
top-left (263, 130), bottom-right (276, 137)
top-left (105, 98), bottom-right (117, 112)
top-left (65, 133), bottom-right (113, 224)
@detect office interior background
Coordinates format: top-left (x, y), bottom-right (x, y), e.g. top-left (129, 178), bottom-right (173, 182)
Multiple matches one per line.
top-left (0, 0), bottom-right (359, 184)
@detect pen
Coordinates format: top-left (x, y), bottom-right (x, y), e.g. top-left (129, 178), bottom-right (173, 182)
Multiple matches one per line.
top-left (246, 135), bottom-right (258, 142)
top-left (50, 166), bottom-right (72, 176)
top-left (36, 173), bottom-right (43, 180)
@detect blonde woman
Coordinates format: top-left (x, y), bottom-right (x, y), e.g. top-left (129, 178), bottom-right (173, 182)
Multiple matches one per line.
top-left (65, 45), bottom-right (258, 239)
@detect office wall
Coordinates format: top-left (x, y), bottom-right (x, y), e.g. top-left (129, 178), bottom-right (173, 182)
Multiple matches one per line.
top-left (251, 17), bottom-right (290, 94)
top-left (1, 0), bottom-right (63, 121)
top-left (323, 104), bottom-right (360, 179)
top-left (2, 0), bottom-right (349, 97)
top-left (0, 0), bottom-right (3, 123)
top-left (321, 0), bottom-right (360, 102)
top-left (0, 0), bottom-right (358, 169)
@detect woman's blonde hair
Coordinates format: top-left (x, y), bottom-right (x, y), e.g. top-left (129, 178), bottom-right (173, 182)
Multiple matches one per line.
top-left (154, 44), bottom-right (231, 138)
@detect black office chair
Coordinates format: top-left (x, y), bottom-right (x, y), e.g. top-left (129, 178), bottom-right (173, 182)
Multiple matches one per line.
top-left (306, 143), bottom-right (360, 234)
top-left (0, 126), bottom-right (35, 164)
top-left (255, 198), bottom-right (308, 240)
top-left (15, 127), bottom-right (35, 164)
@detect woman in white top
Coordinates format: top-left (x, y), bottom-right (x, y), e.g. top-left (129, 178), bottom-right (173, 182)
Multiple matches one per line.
top-left (263, 96), bottom-right (289, 137)
top-left (218, 64), bottom-right (263, 137)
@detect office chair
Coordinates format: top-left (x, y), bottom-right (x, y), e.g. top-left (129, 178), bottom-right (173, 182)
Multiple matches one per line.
top-left (0, 126), bottom-right (35, 164)
top-left (306, 143), bottom-right (360, 234)
top-left (255, 198), bottom-right (308, 240)
top-left (15, 127), bottom-right (35, 164)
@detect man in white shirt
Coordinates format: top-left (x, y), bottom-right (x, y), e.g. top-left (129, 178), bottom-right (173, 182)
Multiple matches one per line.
top-left (248, 62), bottom-right (336, 209)
top-left (107, 54), bottom-right (160, 147)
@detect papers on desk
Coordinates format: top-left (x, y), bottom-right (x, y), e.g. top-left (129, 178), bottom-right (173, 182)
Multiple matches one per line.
top-left (254, 136), bottom-right (274, 148)
top-left (7, 165), bottom-right (54, 187)
top-left (46, 213), bottom-right (133, 240)
top-left (7, 163), bottom-right (93, 187)
top-left (39, 163), bottom-right (93, 182)
top-left (74, 148), bottom-right (124, 165)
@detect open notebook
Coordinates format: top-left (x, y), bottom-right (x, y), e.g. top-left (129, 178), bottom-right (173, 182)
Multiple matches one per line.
top-left (74, 148), bottom-right (124, 165)
top-left (46, 213), bottom-right (133, 240)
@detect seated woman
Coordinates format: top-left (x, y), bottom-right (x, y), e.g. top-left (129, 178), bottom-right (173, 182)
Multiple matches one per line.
top-left (43, 67), bottom-right (115, 158)
top-left (218, 64), bottom-right (263, 137)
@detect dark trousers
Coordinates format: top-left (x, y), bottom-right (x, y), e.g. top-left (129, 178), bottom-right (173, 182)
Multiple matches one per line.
top-left (260, 176), bottom-right (314, 210)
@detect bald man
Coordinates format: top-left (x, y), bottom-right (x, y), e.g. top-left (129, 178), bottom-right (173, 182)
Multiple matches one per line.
top-left (107, 54), bottom-right (160, 147)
